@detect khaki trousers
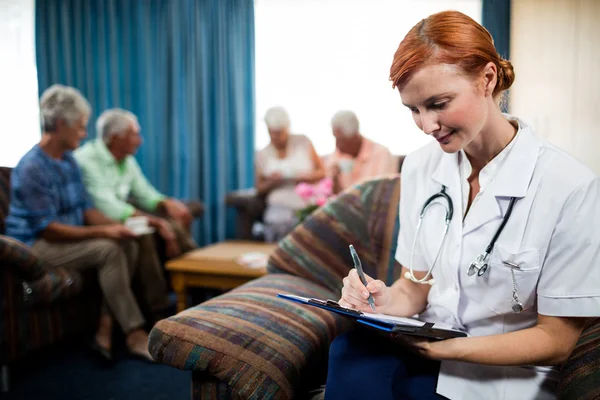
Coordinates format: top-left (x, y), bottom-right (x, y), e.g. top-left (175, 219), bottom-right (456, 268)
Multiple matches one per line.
top-left (32, 235), bottom-right (168, 333)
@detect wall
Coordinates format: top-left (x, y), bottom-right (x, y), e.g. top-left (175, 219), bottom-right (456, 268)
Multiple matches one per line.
top-left (510, 0), bottom-right (600, 173)
top-left (0, 0), bottom-right (40, 167)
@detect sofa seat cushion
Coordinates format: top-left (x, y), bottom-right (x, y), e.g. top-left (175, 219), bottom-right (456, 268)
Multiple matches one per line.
top-left (149, 274), bottom-right (352, 399)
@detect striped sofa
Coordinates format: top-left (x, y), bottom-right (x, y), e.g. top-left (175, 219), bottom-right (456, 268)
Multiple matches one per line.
top-left (149, 176), bottom-right (600, 400)
top-left (0, 167), bottom-right (102, 392)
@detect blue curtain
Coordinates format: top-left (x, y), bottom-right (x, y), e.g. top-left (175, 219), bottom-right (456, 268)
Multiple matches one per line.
top-left (35, 0), bottom-right (256, 245)
top-left (482, 0), bottom-right (511, 59)
top-left (482, 0), bottom-right (511, 112)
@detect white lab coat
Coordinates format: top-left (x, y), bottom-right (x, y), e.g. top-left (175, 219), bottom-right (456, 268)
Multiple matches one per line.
top-left (395, 116), bottom-right (600, 400)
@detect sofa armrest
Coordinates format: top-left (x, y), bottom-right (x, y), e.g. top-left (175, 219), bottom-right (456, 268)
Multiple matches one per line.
top-left (225, 188), bottom-right (266, 240)
top-left (149, 274), bottom-right (351, 399)
top-left (0, 235), bottom-right (83, 306)
top-left (0, 235), bottom-right (44, 281)
top-left (558, 318), bottom-right (600, 400)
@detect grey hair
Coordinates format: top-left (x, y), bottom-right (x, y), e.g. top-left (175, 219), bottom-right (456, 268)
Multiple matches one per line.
top-left (96, 108), bottom-right (140, 144)
top-left (264, 106), bottom-right (290, 131)
top-left (331, 110), bottom-right (360, 137)
top-left (40, 84), bottom-right (91, 131)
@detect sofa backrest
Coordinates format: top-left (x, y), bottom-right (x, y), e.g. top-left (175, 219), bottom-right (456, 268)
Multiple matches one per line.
top-left (268, 176), bottom-right (401, 294)
top-left (0, 167), bottom-right (11, 234)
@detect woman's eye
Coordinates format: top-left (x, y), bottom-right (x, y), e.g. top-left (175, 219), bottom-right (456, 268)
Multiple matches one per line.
top-left (410, 107), bottom-right (420, 114)
top-left (431, 102), bottom-right (448, 110)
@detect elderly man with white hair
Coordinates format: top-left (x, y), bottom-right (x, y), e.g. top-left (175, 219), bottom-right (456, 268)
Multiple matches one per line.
top-left (255, 106), bottom-right (325, 242)
top-left (6, 85), bottom-right (158, 362)
top-left (74, 108), bottom-right (197, 259)
top-left (325, 110), bottom-right (397, 194)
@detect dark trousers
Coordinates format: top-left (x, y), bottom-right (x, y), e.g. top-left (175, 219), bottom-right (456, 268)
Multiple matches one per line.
top-left (325, 330), bottom-right (447, 400)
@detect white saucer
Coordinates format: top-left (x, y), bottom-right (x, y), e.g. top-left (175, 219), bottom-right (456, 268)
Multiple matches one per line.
top-left (132, 226), bottom-right (156, 236)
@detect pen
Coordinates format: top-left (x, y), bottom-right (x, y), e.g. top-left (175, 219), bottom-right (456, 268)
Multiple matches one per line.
top-left (349, 244), bottom-right (376, 312)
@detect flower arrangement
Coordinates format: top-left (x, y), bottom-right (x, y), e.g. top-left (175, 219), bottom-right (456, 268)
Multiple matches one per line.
top-left (295, 178), bottom-right (334, 223)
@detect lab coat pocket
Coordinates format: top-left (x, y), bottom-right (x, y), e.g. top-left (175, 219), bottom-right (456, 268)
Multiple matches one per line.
top-left (482, 245), bottom-right (541, 314)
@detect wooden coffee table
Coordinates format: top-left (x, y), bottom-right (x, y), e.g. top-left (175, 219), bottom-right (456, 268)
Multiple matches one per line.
top-left (167, 240), bottom-right (278, 312)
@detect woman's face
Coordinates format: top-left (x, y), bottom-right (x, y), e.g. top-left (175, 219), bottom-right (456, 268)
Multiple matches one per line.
top-left (399, 63), bottom-right (489, 154)
top-left (268, 127), bottom-right (289, 150)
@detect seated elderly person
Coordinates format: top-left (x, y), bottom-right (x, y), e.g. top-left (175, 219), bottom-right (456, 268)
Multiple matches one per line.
top-left (74, 108), bottom-right (197, 259)
top-left (256, 106), bottom-right (325, 242)
top-left (325, 110), bottom-right (397, 194)
top-left (6, 84), bottom-right (163, 362)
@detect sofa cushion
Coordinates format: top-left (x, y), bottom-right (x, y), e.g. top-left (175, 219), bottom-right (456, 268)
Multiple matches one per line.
top-left (558, 318), bottom-right (600, 400)
top-left (149, 274), bottom-right (351, 399)
top-left (0, 234), bottom-right (44, 281)
top-left (268, 176), bottom-right (401, 294)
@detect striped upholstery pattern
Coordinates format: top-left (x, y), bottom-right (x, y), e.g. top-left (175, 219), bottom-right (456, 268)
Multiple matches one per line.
top-left (150, 275), bottom-right (344, 399)
top-left (1, 267), bottom-right (101, 364)
top-left (268, 176), bottom-right (401, 292)
top-left (0, 166), bottom-right (101, 366)
top-left (192, 372), bottom-right (241, 400)
top-left (558, 318), bottom-right (600, 400)
top-left (149, 177), bottom-right (402, 399)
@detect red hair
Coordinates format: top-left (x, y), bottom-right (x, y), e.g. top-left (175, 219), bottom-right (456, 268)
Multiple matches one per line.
top-left (390, 11), bottom-right (514, 97)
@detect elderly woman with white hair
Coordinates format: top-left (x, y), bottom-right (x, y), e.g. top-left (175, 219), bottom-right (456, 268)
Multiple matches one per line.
top-left (255, 106), bottom-right (325, 242)
top-left (6, 85), bottom-right (158, 363)
top-left (325, 110), bottom-right (397, 194)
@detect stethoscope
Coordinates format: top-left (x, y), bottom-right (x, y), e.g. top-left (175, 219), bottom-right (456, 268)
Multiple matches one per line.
top-left (404, 185), bottom-right (518, 293)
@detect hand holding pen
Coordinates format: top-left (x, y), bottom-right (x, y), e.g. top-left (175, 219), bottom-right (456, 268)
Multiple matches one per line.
top-left (338, 245), bottom-right (392, 313)
top-left (349, 245), bottom-right (376, 312)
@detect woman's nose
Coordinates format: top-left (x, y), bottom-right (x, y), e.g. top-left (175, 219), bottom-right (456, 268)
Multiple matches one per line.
top-left (420, 112), bottom-right (441, 135)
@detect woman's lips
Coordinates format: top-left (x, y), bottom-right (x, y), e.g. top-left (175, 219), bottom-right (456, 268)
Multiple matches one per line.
top-left (436, 131), bottom-right (454, 143)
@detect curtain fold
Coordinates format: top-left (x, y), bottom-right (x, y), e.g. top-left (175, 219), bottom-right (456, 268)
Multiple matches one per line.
top-left (36, 0), bottom-right (255, 244)
top-left (482, 0), bottom-right (511, 59)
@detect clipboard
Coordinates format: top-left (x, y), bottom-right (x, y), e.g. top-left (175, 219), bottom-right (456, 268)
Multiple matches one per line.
top-left (277, 293), bottom-right (467, 340)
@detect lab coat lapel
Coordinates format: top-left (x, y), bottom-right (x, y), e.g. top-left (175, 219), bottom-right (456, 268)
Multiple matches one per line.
top-left (463, 122), bottom-right (541, 236)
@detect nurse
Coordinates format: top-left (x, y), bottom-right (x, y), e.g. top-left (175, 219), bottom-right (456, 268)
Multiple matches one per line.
top-left (325, 10), bottom-right (599, 400)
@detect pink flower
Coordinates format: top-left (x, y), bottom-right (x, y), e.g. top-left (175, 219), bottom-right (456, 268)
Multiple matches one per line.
top-left (315, 196), bottom-right (328, 207)
top-left (313, 178), bottom-right (333, 197)
top-left (295, 183), bottom-right (315, 200)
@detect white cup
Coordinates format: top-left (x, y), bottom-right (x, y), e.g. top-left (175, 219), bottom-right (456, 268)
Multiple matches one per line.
top-left (125, 216), bottom-right (149, 234)
top-left (338, 159), bottom-right (355, 174)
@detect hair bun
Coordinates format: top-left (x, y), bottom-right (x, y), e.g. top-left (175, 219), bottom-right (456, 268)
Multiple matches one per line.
top-left (496, 58), bottom-right (515, 94)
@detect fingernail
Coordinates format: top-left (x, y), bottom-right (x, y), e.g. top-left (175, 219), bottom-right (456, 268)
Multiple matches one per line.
top-left (362, 291), bottom-right (369, 298)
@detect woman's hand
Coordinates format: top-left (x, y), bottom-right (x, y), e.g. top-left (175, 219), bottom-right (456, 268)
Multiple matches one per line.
top-left (391, 334), bottom-right (464, 361)
top-left (339, 269), bottom-right (393, 314)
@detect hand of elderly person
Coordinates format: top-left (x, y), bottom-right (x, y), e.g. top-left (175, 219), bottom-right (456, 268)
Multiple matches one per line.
top-left (160, 198), bottom-right (192, 226)
top-left (153, 217), bottom-right (182, 258)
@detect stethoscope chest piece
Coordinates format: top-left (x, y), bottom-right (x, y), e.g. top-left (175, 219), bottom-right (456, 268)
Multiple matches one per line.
top-left (467, 253), bottom-right (490, 277)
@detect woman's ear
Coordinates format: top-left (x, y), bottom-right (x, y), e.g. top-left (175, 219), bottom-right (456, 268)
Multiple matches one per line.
top-left (482, 61), bottom-right (498, 97)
